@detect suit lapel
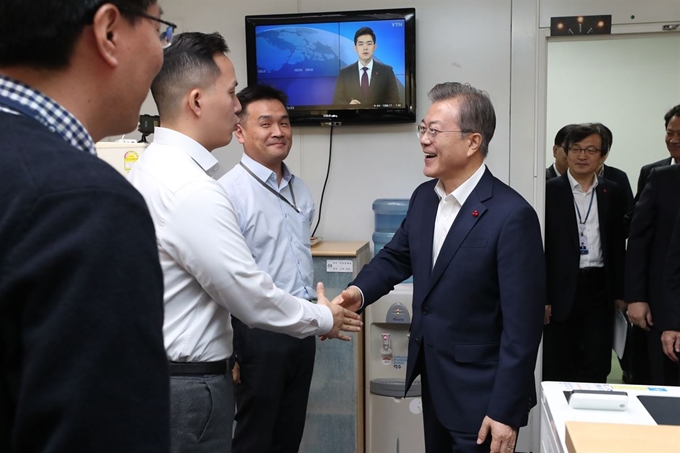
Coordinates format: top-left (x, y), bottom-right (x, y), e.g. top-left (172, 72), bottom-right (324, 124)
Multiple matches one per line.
top-left (425, 169), bottom-right (493, 297)
top-left (420, 186), bottom-right (440, 281)
top-left (596, 178), bottom-right (610, 252)
top-left (557, 173), bottom-right (580, 249)
top-left (371, 62), bottom-right (380, 84)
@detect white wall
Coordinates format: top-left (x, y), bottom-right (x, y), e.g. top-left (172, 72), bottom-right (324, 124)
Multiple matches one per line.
top-left (545, 34), bottom-right (680, 192)
top-left (129, 0), bottom-right (680, 240)
top-left (140, 0), bottom-right (513, 242)
top-left (540, 0), bottom-right (680, 28)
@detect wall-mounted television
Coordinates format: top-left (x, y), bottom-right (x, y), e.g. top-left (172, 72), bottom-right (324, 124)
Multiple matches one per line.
top-left (244, 8), bottom-right (416, 126)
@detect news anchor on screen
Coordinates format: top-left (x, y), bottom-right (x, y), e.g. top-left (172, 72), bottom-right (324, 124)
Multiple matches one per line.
top-left (332, 27), bottom-right (400, 106)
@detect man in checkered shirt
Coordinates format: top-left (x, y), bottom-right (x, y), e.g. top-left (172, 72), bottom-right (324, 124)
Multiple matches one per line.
top-left (0, 1), bottom-right (174, 451)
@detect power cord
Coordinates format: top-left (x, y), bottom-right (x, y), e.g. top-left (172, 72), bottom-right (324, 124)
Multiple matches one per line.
top-left (312, 125), bottom-right (333, 237)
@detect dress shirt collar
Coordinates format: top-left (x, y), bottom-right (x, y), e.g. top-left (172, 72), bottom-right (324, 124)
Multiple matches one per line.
top-left (567, 169), bottom-right (598, 193)
top-left (240, 153), bottom-right (292, 188)
top-left (552, 162), bottom-right (562, 176)
top-left (152, 126), bottom-right (220, 177)
top-left (434, 163), bottom-right (487, 205)
top-left (359, 60), bottom-right (374, 73)
top-left (0, 74), bottom-right (95, 155)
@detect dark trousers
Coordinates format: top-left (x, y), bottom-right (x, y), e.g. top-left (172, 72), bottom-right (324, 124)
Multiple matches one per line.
top-left (645, 328), bottom-right (680, 386)
top-left (231, 318), bottom-right (316, 453)
top-left (543, 269), bottom-right (612, 383)
top-left (170, 374), bottom-right (234, 453)
top-left (420, 364), bottom-right (506, 453)
top-left (620, 324), bottom-right (651, 384)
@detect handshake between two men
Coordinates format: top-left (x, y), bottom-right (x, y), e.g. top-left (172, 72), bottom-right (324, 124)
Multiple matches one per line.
top-left (316, 283), bottom-right (363, 341)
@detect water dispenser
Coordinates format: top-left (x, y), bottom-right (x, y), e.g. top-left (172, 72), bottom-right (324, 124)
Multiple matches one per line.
top-left (364, 283), bottom-right (424, 453)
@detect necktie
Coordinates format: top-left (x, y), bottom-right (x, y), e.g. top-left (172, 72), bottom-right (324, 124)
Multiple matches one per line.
top-left (361, 67), bottom-right (369, 98)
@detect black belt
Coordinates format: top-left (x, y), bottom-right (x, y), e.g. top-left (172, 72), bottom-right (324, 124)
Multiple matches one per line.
top-left (579, 266), bottom-right (605, 275)
top-left (169, 360), bottom-right (228, 376)
top-left (578, 267), bottom-right (605, 278)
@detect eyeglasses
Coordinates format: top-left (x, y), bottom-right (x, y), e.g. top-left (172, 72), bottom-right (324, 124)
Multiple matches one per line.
top-left (567, 146), bottom-right (601, 155)
top-left (416, 124), bottom-right (471, 140)
top-left (119, 8), bottom-right (177, 43)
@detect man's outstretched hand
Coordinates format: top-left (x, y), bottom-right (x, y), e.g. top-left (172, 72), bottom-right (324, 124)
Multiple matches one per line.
top-left (316, 282), bottom-right (362, 341)
top-left (331, 285), bottom-right (363, 313)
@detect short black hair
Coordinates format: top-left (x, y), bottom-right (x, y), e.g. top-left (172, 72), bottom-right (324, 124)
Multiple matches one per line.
top-left (354, 27), bottom-right (376, 45)
top-left (554, 124), bottom-right (575, 148)
top-left (427, 82), bottom-right (496, 157)
top-left (237, 85), bottom-right (288, 120)
top-left (590, 122), bottom-right (612, 153)
top-left (0, 0), bottom-right (155, 69)
top-left (151, 32), bottom-right (229, 120)
top-left (563, 123), bottom-right (609, 157)
top-left (664, 104), bottom-right (680, 128)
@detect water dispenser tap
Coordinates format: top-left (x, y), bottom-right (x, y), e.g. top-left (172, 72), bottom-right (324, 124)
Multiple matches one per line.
top-left (381, 333), bottom-right (393, 363)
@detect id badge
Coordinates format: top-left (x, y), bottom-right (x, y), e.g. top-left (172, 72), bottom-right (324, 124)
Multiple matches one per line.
top-left (579, 234), bottom-right (589, 255)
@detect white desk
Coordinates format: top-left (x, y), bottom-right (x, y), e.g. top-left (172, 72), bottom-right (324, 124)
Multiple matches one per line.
top-left (540, 381), bottom-right (680, 452)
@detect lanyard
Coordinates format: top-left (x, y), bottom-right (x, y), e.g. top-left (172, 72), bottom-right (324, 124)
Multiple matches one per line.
top-left (573, 189), bottom-right (595, 234)
top-left (239, 161), bottom-right (300, 214)
top-left (239, 161), bottom-right (311, 300)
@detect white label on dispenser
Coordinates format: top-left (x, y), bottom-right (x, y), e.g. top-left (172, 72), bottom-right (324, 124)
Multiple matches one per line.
top-left (382, 355), bottom-right (392, 365)
top-left (409, 398), bottom-right (423, 414)
top-left (326, 260), bottom-right (354, 273)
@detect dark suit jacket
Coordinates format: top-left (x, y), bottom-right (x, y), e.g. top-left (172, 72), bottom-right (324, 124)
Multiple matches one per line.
top-left (545, 174), bottom-right (626, 322)
top-left (626, 165), bottom-right (680, 331)
top-left (602, 164), bottom-right (634, 213)
top-left (351, 169), bottom-right (545, 432)
top-left (662, 209), bottom-right (680, 331)
top-left (332, 60), bottom-right (400, 106)
top-left (546, 165), bottom-right (558, 181)
top-left (634, 157), bottom-right (672, 205)
top-left (0, 113), bottom-right (169, 451)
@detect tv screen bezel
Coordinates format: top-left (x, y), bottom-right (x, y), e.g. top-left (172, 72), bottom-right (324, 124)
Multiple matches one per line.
top-left (244, 8), bottom-right (416, 127)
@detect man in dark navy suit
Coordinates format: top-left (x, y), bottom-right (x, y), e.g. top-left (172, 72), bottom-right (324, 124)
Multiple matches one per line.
top-left (543, 124), bottom-right (627, 384)
top-left (624, 104), bottom-right (680, 385)
top-left (332, 27), bottom-right (400, 106)
top-left (633, 104), bottom-right (680, 204)
top-left (592, 123), bottom-right (634, 214)
top-left (660, 208), bottom-right (680, 383)
top-left (626, 164), bottom-right (680, 385)
top-left (546, 124), bottom-right (574, 180)
top-left (336, 82), bottom-right (545, 453)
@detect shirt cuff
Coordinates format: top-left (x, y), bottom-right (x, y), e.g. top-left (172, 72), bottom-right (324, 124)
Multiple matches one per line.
top-left (350, 285), bottom-right (366, 311)
top-left (315, 298), bottom-right (334, 335)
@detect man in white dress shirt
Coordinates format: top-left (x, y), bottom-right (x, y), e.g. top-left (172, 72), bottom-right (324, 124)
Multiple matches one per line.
top-left (219, 85), bottom-right (318, 453)
top-left (128, 32), bottom-right (361, 453)
top-left (543, 123), bottom-right (627, 383)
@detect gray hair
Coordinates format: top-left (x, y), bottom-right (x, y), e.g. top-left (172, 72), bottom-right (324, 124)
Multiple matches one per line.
top-left (428, 82), bottom-right (496, 157)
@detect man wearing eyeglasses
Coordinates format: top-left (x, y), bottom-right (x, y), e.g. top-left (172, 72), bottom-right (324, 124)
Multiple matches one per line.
top-left (0, 1), bottom-right (173, 452)
top-left (625, 104), bottom-right (680, 386)
top-left (335, 82), bottom-right (545, 453)
top-left (543, 124), bottom-right (627, 384)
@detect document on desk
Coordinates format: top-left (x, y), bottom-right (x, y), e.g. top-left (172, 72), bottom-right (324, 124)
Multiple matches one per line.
top-left (613, 308), bottom-right (628, 359)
